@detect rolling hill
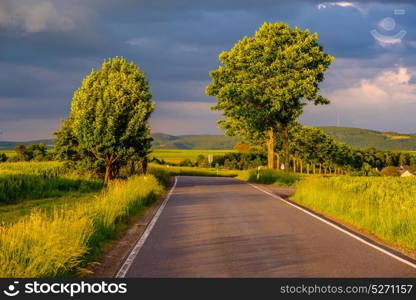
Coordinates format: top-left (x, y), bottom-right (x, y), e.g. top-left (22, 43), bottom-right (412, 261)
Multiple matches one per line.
top-left (1, 127), bottom-right (416, 151)
top-left (151, 133), bottom-right (237, 149)
top-left (0, 139), bottom-right (54, 150)
top-left (319, 127), bottom-right (416, 151)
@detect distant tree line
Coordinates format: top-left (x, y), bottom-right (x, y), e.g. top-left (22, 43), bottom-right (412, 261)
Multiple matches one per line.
top-left (161, 123), bottom-right (416, 176)
top-left (0, 143), bottom-right (52, 162)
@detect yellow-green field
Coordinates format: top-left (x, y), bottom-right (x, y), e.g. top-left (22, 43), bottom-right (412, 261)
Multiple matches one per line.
top-left (0, 150), bottom-right (15, 157)
top-left (292, 176), bottom-right (416, 255)
top-left (150, 149), bottom-right (235, 164)
top-left (0, 161), bottom-right (163, 277)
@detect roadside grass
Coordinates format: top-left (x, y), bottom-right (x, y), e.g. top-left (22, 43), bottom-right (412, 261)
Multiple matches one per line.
top-left (291, 176), bottom-right (416, 254)
top-left (0, 162), bottom-right (102, 204)
top-left (149, 163), bottom-right (300, 187)
top-left (0, 175), bottom-right (163, 277)
top-left (240, 168), bottom-right (300, 187)
top-left (150, 149), bottom-right (235, 164)
top-left (149, 163), bottom-right (240, 179)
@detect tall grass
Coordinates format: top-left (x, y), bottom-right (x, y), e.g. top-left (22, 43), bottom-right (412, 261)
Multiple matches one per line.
top-left (0, 162), bottom-right (102, 203)
top-left (0, 161), bottom-right (66, 176)
top-left (292, 176), bottom-right (416, 252)
top-left (0, 175), bottom-right (162, 277)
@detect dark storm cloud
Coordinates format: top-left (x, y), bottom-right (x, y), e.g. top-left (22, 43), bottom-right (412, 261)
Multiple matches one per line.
top-left (0, 0), bottom-right (416, 140)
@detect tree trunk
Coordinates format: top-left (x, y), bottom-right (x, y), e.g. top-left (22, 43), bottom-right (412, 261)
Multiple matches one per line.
top-left (104, 165), bottom-right (111, 185)
top-left (281, 122), bottom-right (290, 172)
top-left (143, 157), bottom-right (148, 174)
top-left (276, 154), bottom-right (280, 170)
top-left (267, 129), bottom-right (275, 169)
top-left (300, 160), bottom-right (303, 174)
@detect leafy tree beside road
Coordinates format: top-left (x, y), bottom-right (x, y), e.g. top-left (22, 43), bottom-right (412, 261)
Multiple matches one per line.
top-left (55, 57), bottom-right (154, 184)
top-left (207, 22), bottom-right (333, 170)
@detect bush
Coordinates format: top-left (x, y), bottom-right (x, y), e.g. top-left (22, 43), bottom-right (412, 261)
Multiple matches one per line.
top-left (244, 168), bottom-right (300, 186)
top-left (380, 166), bottom-right (400, 177)
top-left (179, 158), bottom-right (194, 167)
top-left (0, 153), bottom-right (7, 162)
top-left (213, 152), bottom-right (266, 170)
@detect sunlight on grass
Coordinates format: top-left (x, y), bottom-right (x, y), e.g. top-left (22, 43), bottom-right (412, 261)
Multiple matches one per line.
top-left (292, 176), bottom-right (416, 253)
top-left (0, 175), bottom-right (162, 277)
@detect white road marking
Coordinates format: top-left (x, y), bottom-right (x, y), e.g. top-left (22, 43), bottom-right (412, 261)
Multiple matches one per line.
top-left (115, 176), bottom-right (178, 278)
top-left (248, 183), bottom-right (416, 270)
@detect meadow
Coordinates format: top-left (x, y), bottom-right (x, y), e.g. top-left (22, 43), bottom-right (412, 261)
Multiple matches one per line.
top-left (292, 176), bottom-right (416, 254)
top-left (0, 162), bottom-right (102, 204)
top-left (0, 174), bottom-right (162, 277)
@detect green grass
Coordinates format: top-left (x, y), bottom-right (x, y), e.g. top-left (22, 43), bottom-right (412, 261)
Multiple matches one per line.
top-left (0, 162), bottom-right (102, 204)
top-left (0, 150), bottom-right (15, 157)
top-left (149, 164), bottom-right (300, 187)
top-left (150, 149), bottom-right (235, 164)
top-left (0, 192), bottom-right (98, 225)
top-left (149, 164), bottom-right (240, 180)
top-left (292, 176), bottom-right (416, 254)
top-left (0, 175), bottom-right (163, 277)
top-left (241, 168), bottom-right (300, 186)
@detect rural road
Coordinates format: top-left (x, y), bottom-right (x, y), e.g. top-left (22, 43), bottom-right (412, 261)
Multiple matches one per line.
top-left (122, 176), bottom-right (416, 277)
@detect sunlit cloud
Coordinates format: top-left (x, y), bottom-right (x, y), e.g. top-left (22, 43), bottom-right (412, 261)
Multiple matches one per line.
top-left (317, 2), bottom-right (369, 14)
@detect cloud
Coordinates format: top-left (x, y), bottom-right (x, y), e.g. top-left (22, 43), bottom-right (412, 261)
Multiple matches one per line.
top-left (300, 66), bottom-right (416, 132)
top-left (0, 0), bottom-right (87, 33)
top-left (330, 67), bottom-right (416, 107)
top-left (317, 2), bottom-right (369, 14)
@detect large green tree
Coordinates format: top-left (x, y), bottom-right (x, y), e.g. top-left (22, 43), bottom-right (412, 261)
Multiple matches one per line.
top-left (55, 57), bottom-right (154, 183)
top-left (206, 23), bottom-right (333, 170)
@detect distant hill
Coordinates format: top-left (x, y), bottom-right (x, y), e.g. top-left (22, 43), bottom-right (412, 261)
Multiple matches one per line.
top-left (2, 127), bottom-right (416, 151)
top-left (151, 133), bottom-right (237, 149)
top-left (319, 127), bottom-right (416, 151)
top-left (0, 139), bottom-right (54, 150)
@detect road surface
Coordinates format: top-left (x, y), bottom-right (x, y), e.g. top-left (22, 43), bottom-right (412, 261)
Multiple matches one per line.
top-left (123, 176), bottom-right (416, 277)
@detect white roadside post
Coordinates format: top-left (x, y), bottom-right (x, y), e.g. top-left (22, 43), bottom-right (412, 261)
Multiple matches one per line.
top-left (208, 154), bottom-right (213, 168)
top-left (257, 166), bottom-right (261, 180)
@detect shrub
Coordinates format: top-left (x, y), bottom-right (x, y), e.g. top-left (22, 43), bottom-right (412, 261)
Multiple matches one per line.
top-left (380, 166), bottom-right (400, 177)
top-left (243, 168), bottom-right (300, 186)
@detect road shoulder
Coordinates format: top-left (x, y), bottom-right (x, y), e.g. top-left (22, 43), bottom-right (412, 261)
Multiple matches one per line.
top-left (89, 178), bottom-right (174, 278)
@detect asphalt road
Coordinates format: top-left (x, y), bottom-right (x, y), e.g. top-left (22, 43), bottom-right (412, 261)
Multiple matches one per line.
top-left (124, 176), bottom-right (416, 277)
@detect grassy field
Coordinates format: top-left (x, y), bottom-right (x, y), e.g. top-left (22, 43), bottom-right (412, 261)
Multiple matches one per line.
top-left (292, 176), bottom-right (416, 254)
top-left (150, 149), bottom-right (235, 164)
top-left (0, 150), bottom-right (15, 158)
top-left (0, 162), bottom-right (102, 204)
top-left (0, 174), bottom-right (163, 277)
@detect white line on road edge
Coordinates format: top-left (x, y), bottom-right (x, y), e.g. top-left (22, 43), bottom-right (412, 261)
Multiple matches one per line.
top-left (248, 183), bottom-right (416, 270)
top-left (115, 176), bottom-right (178, 278)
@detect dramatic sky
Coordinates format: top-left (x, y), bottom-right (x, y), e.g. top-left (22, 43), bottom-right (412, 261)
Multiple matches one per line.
top-left (1, 0), bottom-right (416, 140)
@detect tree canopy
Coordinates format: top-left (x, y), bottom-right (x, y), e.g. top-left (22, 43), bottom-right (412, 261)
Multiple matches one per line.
top-left (54, 57), bottom-right (154, 183)
top-left (206, 22), bottom-right (333, 170)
